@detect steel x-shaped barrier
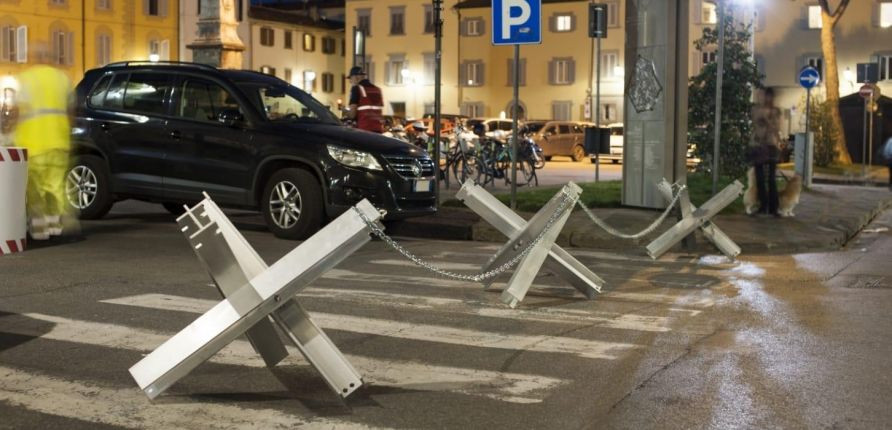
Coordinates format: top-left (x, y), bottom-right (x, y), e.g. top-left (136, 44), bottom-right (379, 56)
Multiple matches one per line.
top-left (646, 179), bottom-right (744, 260)
top-left (456, 181), bottom-right (604, 308)
top-left (128, 194), bottom-right (380, 400)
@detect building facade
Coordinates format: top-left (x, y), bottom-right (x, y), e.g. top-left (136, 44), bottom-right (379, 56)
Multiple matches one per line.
top-left (0, 0), bottom-right (179, 84)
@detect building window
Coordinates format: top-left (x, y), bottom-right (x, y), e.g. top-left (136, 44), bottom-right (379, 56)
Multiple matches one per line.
top-left (549, 58), bottom-right (574, 85)
top-left (303, 70), bottom-right (316, 92)
top-left (49, 0), bottom-right (66, 5)
top-left (0, 25), bottom-right (25, 63)
top-left (236, 0), bottom-right (243, 22)
top-left (701, 1), bottom-right (717, 24)
top-left (284, 68), bottom-right (292, 84)
top-left (424, 5), bottom-right (435, 34)
top-left (284, 30), bottom-right (292, 49)
top-left (423, 53), bottom-right (436, 85)
top-left (362, 56), bottom-right (375, 83)
top-left (702, 51), bottom-right (717, 67)
top-left (96, 33), bottom-right (111, 66)
top-left (322, 37), bottom-right (336, 54)
top-left (97, 0), bottom-right (111, 10)
top-left (390, 7), bottom-right (405, 35)
top-left (879, 55), bottom-right (892, 81)
top-left (602, 103), bottom-right (617, 122)
top-left (805, 56), bottom-right (824, 78)
top-left (390, 102), bottom-right (406, 117)
top-left (808, 5), bottom-right (822, 29)
top-left (507, 58), bottom-right (526, 86)
top-left (357, 9), bottom-right (371, 36)
top-left (601, 51), bottom-right (619, 79)
top-left (461, 102), bottom-right (484, 118)
top-left (607, 0), bottom-right (619, 27)
top-left (386, 55), bottom-right (406, 86)
top-left (462, 18), bottom-right (484, 36)
top-left (881, 2), bottom-right (892, 28)
top-left (260, 27), bottom-right (274, 46)
top-left (260, 65), bottom-right (275, 76)
top-left (144, 0), bottom-right (166, 17)
top-left (148, 39), bottom-right (168, 61)
top-left (322, 72), bottom-right (334, 93)
top-left (303, 33), bottom-right (315, 52)
top-left (553, 14), bottom-right (573, 32)
top-left (462, 61), bottom-right (484, 86)
top-left (341, 74), bottom-right (346, 94)
top-left (552, 101), bottom-right (572, 121)
top-left (51, 29), bottom-right (73, 65)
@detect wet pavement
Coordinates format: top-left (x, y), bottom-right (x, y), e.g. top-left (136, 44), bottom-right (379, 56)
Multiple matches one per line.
top-left (1, 200), bottom-right (891, 429)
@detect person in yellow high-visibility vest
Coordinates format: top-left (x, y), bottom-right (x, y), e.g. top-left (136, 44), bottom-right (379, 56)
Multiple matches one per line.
top-left (14, 42), bottom-right (74, 240)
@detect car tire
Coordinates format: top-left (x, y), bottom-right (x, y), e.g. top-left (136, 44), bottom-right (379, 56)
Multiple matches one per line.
top-left (571, 145), bottom-right (586, 162)
top-left (66, 155), bottom-right (113, 220)
top-left (544, 155), bottom-right (552, 161)
top-left (261, 168), bottom-right (323, 240)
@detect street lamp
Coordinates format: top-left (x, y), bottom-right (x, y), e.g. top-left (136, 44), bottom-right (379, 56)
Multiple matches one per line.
top-left (148, 54), bottom-right (160, 62)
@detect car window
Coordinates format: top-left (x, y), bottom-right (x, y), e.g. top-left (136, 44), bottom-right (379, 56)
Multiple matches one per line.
top-left (498, 121), bottom-right (513, 131)
top-left (121, 73), bottom-right (173, 116)
top-left (524, 122), bottom-right (545, 133)
top-left (559, 124), bottom-right (571, 134)
top-left (238, 83), bottom-right (338, 124)
top-left (572, 124), bottom-right (583, 134)
top-left (544, 126), bottom-right (555, 135)
top-left (176, 79), bottom-right (240, 123)
top-left (611, 127), bottom-right (623, 136)
top-left (87, 75), bottom-right (112, 108)
top-left (91, 73), bottom-right (128, 110)
top-left (487, 122), bottom-right (497, 132)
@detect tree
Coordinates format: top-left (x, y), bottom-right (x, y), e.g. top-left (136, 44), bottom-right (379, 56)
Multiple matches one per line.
top-left (804, 96), bottom-right (840, 167)
top-left (817, 0), bottom-right (852, 165)
top-left (688, 11), bottom-right (762, 180)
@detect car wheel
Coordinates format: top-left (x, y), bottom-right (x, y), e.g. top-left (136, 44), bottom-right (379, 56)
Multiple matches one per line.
top-left (612, 159), bottom-right (620, 164)
top-left (571, 145), bottom-right (586, 162)
top-left (66, 155), bottom-right (113, 220)
top-left (544, 155), bottom-right (552, 162)
top-left (261, 168), bottom-right (323, 240)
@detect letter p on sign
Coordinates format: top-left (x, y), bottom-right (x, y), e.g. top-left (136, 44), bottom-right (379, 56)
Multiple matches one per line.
top-left (492, 0), bottom-right (541, 45)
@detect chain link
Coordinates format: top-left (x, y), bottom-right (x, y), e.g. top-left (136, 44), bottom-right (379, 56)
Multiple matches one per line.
top-left (352, 190), bottom-right (578, 282)
top-left (576, 183), bottom-right (687, 240)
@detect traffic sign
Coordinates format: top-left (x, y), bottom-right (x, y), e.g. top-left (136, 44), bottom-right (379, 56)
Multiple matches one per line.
top-left (492, 0), bottom-right (541, 45)
top-left (799, 66), bottom-right (820, 89)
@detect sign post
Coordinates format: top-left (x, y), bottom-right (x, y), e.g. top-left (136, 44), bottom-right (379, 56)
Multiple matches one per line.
top-left (859, 83), bottom-right (880, 181)
top-left (798, 66), bottom-right (820, 135)
top-left (433, 0), bottom-right (443, 206)
top-left (589, 3), bottom-right (608, 183)
top-left (493, 0), bottom-right (541, 209)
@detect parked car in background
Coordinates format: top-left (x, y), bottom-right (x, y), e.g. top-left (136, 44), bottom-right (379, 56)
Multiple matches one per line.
top-left (589, 123), bottom-right (624, 164)
top-left (527, 120), bottom-right (587, 161)
top-left (466, 118), bottom-right (518, 138)
top-left (69, 62), bottom-right (435, 240)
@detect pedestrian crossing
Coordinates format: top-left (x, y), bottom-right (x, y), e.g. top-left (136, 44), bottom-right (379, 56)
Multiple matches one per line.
top-left (0, 246), bottom-right (731, 429)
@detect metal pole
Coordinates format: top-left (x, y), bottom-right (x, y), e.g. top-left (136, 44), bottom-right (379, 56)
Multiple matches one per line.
top-left (595, 32), bottom-right (601, 182)
top-left (511, 44), bottom-right (520, 210)
top-left (869, 98), bottom-right (874, 170)
top-left (805, 88), bottom-right (811, 135)
top-left (863, 96), bottom-right (868, 180)
top-left (433, 0), bottom-right (443, 201)
top-left (712, 0), bottom-right (725, 196)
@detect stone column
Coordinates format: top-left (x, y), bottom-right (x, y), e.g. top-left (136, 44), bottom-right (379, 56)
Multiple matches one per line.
top-left (187, 0), bottom-right (245, 69)
top-left (621, 0), bottom-right (689, 208)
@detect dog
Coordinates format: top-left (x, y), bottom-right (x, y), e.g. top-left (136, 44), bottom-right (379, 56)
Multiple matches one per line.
top-left (743, 167), bottom-right (802, 217)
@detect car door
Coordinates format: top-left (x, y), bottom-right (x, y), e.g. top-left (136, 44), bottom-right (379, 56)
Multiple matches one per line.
top-left (85, 71), bottom-right (174, 196)
top-left (163, 76), bottom-right (256, 205)
top-left (558, 124), bottom-right (573, 155)
top-left (540, 124), bottom-right (558, 156)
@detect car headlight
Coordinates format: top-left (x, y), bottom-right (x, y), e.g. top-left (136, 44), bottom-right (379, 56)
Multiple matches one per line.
top-left (326, 145), bottom-right (383, 171)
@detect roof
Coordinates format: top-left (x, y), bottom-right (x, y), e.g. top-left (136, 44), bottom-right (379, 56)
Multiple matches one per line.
top-left (454, 0), bottom-right (586, 9)
top-left (248, 6), bottom-right (344, 30)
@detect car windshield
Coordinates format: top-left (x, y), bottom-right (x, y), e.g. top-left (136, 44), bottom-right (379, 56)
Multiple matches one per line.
top-left (239, 83), bottom-right (339, 124)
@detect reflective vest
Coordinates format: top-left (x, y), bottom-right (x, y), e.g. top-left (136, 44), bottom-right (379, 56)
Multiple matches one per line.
top-left (355, 82), bottom-right (384, 133)
top-left (14, 65), bottom-right (71, 157)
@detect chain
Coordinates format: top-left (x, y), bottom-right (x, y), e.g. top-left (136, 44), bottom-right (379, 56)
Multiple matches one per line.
top-left (352, 190), bottom-right (578, 283)
top-left (576, 183), bottom-right (687, 240)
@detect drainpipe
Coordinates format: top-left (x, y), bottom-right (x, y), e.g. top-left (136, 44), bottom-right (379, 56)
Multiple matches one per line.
top-left (81, 0), bottom-right (86, 75)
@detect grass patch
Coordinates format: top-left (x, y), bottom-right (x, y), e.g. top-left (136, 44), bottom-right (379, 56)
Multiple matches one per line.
top-left (443, 173), bottom-right (747, 214)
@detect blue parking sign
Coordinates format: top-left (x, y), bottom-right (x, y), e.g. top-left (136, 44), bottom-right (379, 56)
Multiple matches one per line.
top-left (492, 0), bottom-right (541, 45)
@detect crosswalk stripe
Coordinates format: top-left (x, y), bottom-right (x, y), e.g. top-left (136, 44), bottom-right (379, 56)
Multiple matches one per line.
top-left (301, 287), bottom-right (675, 332)
top-left (11, 312), bottom-right (565, 404)
top-left (102, 294), bottom-right (637, 360)
top-left (322, 269), bottom-right (715, 308)
top-left (0, 365), bottom-right (384, 430)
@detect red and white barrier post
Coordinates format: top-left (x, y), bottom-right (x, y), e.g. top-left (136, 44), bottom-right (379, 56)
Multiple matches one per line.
top-left (0, 147), bottom-right (27, 255)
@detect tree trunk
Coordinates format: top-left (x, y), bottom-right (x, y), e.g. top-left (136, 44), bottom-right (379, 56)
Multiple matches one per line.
top-left (820, 7), bottom-right (852, 165)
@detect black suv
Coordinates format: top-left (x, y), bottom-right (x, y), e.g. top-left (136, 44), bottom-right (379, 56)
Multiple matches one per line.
top-left (69, 62), bottom-right (436, 239)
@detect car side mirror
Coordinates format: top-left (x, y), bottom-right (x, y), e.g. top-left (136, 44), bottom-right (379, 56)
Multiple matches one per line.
top-left (218, 109), bottom-right (244, 127)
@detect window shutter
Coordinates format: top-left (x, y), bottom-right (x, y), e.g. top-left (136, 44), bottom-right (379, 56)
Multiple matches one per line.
top-left (66, 31), bottom-right (74, 65)
top-left (478, 63), bottom-right (484, 85)
top-left (51, 31), bottom-right (59, 64)
top-left (160, 0), bottom-right (168, 17)
top-left (568, 59), bottom-right (575, 84)
top-left (0, 27), bottom-right (9, 62)
top-left (548, 60), bottom-right (555, 84)
top-left (459, 62), bottom-right (467, 86)
top-left (385, 60), bottom-right (391, 85)
top-left (570, 14), bottom-right (576, 31)
top-left (479, 19), bottom-right (485, 36)
top-left (143, 0), bottom-right (149, 15)
top-left (160, 39), bottom-right (169, 60)
top-left (459, 19), bottom-right (467, 36)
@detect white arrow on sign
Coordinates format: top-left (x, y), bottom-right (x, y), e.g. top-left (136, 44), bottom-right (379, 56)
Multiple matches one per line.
top-left (802, 75), bottom-right (818, 84)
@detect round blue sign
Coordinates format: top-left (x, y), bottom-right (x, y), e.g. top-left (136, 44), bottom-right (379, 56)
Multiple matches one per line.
top-left (799, 66), bottom-right (821, 89)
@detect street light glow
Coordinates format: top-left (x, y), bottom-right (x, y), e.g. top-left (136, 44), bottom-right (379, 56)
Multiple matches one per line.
top-left (148, 54), bottom-right (160, 62)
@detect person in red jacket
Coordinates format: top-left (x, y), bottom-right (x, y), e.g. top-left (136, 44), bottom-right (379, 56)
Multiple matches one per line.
top-left (347, 66), bottom-right (384, 133)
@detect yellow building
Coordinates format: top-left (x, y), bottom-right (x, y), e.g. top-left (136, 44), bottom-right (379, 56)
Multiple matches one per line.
top-left (0, 0), bottom-right (179, 85)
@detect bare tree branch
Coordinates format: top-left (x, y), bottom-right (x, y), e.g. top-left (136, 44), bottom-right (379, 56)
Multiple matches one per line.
top-left (818, 0), bottom-right (851, 25)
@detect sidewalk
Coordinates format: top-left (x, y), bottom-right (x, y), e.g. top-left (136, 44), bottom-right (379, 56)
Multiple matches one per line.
top-left (389, 184), bottom-right (892, 256)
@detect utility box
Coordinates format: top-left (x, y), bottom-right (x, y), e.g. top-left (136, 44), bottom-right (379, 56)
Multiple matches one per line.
top-left (794, 132), bottom-right (814, 187)
top-left (584, 126), bottom-right (610, 154)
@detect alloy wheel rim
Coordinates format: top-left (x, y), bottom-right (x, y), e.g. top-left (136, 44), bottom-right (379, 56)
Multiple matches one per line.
top-left (66, 165), bottom-right (98, 210)
top-left (269, 180), bottom-right (302, 229)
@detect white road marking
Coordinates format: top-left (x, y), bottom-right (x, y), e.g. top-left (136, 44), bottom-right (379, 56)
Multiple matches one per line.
top-left (13, 312), bottom-right (565, 404)
top-left (0, 365), bottom-right (382, 430)
top-left (102, 294), bottom-right (637, 360)
top-left (601, 291), bottom-right (715, 307)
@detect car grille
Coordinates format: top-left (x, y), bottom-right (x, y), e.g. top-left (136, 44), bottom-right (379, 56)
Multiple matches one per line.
top-left (384, 156), bottom-right (435, 178)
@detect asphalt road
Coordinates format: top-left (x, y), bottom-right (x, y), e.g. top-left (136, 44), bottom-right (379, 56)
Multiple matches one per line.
top-left (1, 200), bottom-right (891, 429)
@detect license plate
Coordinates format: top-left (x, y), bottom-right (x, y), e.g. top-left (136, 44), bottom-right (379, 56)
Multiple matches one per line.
top-left (414, 179), bottom-right (432, 192)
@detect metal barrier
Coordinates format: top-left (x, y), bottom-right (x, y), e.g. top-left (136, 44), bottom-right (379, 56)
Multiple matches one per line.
top-left (456, 181), bottom-right (604, 308)
top-left (646, 179), bottom-right (744, 260)
top-left (129, 194), bottom-right (379, 400)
